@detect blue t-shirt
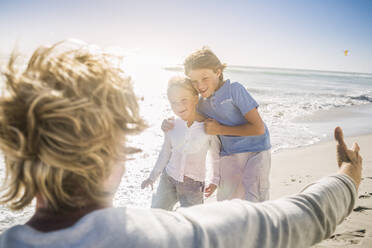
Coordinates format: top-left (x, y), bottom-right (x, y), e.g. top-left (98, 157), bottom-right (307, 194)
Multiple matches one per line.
top-left (197, 80), bottom-right (271, 156)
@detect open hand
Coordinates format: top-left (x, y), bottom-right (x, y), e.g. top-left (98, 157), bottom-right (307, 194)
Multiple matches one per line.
top-left (334, 127), bottom-right (362, 189)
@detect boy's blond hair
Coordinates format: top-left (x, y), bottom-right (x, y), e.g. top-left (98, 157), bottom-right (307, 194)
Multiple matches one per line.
top-left (167, 76), bottom-right (198, 97)
top-left (184, 47), bottom-right (226, 82)
top-left (0, 40), bottom-right (146, 211)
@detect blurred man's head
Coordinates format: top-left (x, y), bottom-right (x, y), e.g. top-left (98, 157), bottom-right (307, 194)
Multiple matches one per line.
top-left (0, 40), bottom-right (146, 212)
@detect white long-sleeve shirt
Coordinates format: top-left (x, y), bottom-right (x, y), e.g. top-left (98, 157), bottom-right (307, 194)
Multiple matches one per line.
top-left (0, 174), bottom-right (356, 248)
top-left (149, 119), bottom-right (220, 185)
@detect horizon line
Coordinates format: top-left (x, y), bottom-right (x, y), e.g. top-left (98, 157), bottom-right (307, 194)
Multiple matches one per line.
top-left (163, 64), bottom-right (372, 76)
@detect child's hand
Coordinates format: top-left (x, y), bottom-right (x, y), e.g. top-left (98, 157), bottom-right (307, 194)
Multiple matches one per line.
top-left (141, 178), bottom-right (154, 190)
top-left (161, 117), bottom-right (175, 132)
top-left (204, 184), bottom-right (217, 197)
top-left (204, 119), bottom-right (222, 135)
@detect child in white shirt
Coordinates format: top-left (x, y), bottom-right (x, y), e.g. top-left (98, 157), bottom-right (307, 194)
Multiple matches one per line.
top-left (141, 76), bottom-right (220, 210)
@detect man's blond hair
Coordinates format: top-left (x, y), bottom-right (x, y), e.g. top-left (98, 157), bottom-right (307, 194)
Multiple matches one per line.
top-left (0, 40), bottom-right (146, 211)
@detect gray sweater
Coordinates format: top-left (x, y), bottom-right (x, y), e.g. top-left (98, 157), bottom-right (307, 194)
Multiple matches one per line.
top-left (0, 175), bottom-right (356, 248)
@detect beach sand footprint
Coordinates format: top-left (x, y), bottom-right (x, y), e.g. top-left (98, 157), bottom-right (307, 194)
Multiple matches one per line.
top-left (330, 229), bottom-right (366, 245)
top-left (353, 206), bottom-right (372, 212)
top-left (359, 193), bottom-right (372, 199)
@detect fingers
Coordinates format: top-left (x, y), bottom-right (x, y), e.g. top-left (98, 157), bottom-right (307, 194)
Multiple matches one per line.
top-left (337, 144), bottom-right (350, 167)
top-left (335, 127), bottom-right (362, 167)
top-left (335, 127), bottom-right (350, 166)
top-left (205, 189), bottom-right (213, 197)
top-left (141, 182), bottom-right (146, 189)
top-left (346, 143), bottom-right (362, 165)
top-left (161, 118), bottom-right (175, 132)
top-left (141, 179), bottom-right (153, 190)
top-left (141, 181), bottom-right (149, 189)
top-left (334, 126), bottom-right (345, 147)
top-left (204, 119), bottom-right (219, 135)
top-left (204, 184), bottom-right (217, 197)
top-left (335, 128), bottom-right (363, 189)
top-left (204, 185), bottom-right (211, 197)
top-left (335, 127), bottom-right (348, 152)
top-left (352, 142), bottom-right (360, 153)
top-left (204, 119), bottom-right (211, 127)
top-left (353, 143), bottom-right (362, 165)
top-left (204, 119), bottom-right (212, 134)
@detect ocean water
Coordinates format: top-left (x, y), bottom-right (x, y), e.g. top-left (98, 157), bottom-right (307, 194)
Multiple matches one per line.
top-left (131, 64), bottom-right (372, 153)
top-left (112, 63), bottom-right (372, 208)
top-left (221, 66), bottom-right (372, 150)
top-left (1, 63), bottom-right (372, 232)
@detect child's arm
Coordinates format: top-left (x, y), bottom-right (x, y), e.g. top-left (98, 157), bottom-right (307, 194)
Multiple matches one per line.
top-left (205, 108), bottom-right (265, 136)
top-left (205, 82), bottom-right (265, 136)
top-left (205, 136), bottom-right (220, 197)
top-left (141, 134), bottom-right (172, 189)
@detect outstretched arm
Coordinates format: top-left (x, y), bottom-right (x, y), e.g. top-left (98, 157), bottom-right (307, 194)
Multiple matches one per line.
top-left (335, 126), bottom-right (362, 189)
top-left (145, 127), bottom-right (362, 247)
top-left (175, 174), bottom-right (357, 248)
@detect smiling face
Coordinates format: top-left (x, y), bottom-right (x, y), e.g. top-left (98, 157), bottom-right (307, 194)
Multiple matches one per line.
top-left (188, 68), bottom-right (221, 98)
top-left (168, 87), bottom-right (199, 121)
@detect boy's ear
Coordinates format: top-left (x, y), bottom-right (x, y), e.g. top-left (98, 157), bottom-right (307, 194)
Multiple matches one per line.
top-left (214, 68), bottom-right (222, 77)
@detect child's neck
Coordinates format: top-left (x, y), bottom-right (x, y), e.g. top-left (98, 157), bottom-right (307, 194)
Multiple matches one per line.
top-left (215, 80), bottom-right (225, 92)
top-left (207, 80), bottom-right (225, 99)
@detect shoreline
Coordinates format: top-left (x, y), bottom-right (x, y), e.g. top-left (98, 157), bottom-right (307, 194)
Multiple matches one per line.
top-left (292, 103), bottom-right (372, 144)
top-left (270, 132), bottom-right (372, 247)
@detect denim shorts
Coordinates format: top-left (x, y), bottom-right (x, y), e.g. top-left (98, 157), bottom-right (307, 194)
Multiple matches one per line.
top-left (151, 171), bottom-right (204, 210)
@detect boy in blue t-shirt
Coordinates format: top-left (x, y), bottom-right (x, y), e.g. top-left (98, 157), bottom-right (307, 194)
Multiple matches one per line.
top-left (163, 48), bottom-right (271, 202)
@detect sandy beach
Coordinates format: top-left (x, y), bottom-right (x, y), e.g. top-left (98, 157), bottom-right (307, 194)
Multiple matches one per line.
top-left (270, 133), bottom-right (372, 247)
top-left (0, 128), bottom-right (371, 247)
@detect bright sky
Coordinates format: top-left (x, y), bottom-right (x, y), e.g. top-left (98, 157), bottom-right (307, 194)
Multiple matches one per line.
top-left (1, 0), bottom-right (371, 73)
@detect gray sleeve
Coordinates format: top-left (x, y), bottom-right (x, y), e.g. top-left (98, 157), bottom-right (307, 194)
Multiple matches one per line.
top-left (29, 175), bottom-right (355, 248)
top-left (174, 174), bottom-right (356, 248)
